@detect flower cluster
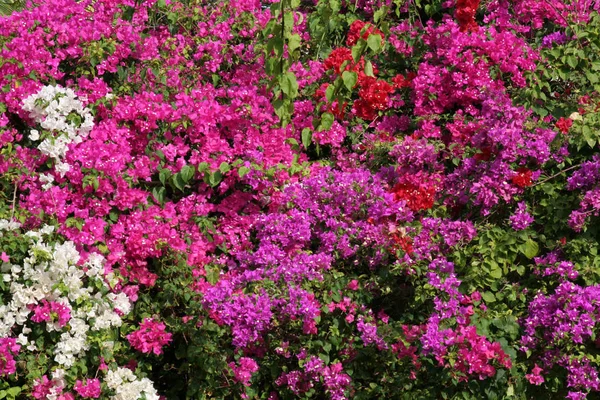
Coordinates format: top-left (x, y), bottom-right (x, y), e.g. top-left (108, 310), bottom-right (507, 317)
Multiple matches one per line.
top-left (126, 318), bottom-right (173, 355)
top-left (105, 367), bottom-right (159, 400)
top-left (1, 0), bottom-right (600, 398)
top-left (229, 357), bottom-right (259, 386)
top-left (21, 85), bottom-right (93, 177)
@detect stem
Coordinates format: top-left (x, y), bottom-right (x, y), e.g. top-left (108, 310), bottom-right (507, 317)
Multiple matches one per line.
top-left (280, 0), bottom-right (285, 76)
top-left (533, 163), bottom-right (581, 187)
top-left (10, 181), bottom-right (17, 221)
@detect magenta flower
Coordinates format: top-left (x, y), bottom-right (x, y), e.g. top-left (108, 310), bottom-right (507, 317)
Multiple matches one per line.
top-left (526, 364), bottom-right (545, 385)
top-left (74, 378), bottom-right (101, 398)
top-left (229, 357), bottom-right (259, 386)
top-left (127, 318), bottom-right (173, 355)
top-left (30, 300), bottom-right (71, 327)
top-left (0, 338), bottom-right (20, 376)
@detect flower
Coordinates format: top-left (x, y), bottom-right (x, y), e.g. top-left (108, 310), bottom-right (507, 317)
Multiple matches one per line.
top-left (509, 202), bottom-right (534, 230)
top-left (346, 20), bottom-right (384, 47)
top-left (127, 318), bottom-right (173, 355)
top-left (229, 357), bottom-right (259, 386)
top-left (511, 167), bottom-right (533, 188)
top-left (455, 0), bottom-right (480, 32)
top-left (526, 364), bottom-right (545, 385)
top-left (74, 378), bottom-right (101, 399)
top-left (556, 117), bottom-right (573, 134)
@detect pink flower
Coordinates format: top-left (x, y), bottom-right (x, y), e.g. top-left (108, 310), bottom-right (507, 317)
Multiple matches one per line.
top-left (32, 376), bottom-right (52, 399)
top-left (526, 364), bottom-right (544, 385)
top-left (127, 318), bottom-right (173, 355)
top-left (0, 252), bottom-right (8, 262)
top-left (74, 378), bottom-right (101, 398)
top-left (302, 319), bottom-right (318, 335)
top-left (30, 300), bottom-right (71, 327)
top-left (229, 357), bottom-right (259, 386)
top-left (346, 280), bottom-right (359, 291)
top-left (0, 338), bottom-right (20, 376)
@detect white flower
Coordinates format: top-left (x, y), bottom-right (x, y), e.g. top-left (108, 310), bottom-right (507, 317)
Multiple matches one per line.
top-left (106, 368), bottom-right (159, 400)
top-left (54, 161), bottom-right (71, 177)
top-left (21, 85), bottom-right (94, 176)
top-left (39, 173), bottom-right (55, 190)
top-left (108, 292), bottom-right (131, 315)
top-left (569, 111), bottom-right (583, 121)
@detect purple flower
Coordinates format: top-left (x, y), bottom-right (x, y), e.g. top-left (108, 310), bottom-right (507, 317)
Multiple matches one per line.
top-left (510, 202), bottom-right (534, 230)
top-left (542, 31), bottom-right (570, 48)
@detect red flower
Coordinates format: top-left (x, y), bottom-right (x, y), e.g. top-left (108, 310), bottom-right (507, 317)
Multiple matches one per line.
top-left (391, 232), bottom-right (414, 254)
top-left (555, 117), bottom-right (573, 134)
top-left (392, 74), bottom-right (411, 89)
top-left (347, 20), bottom-right (384, 47)
top-left (323, 47), bottom-right (353, 74)
top-left (473, 146), bottom-right (492, 162)
top-left (358, 77), bottom-right (394, 111)
top-left (353, 99), bottom-right (378, 120)
top-left (456, 0), bottom-right (480, 32)
top-left (391, 182), bottom-right (436, 211)
top-left (511, 167), bottom-right (533, 188)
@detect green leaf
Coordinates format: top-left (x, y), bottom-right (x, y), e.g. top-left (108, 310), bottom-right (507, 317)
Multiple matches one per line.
top-left (179, 165), bottom-right (195, 183)
top-left (172, 174), bottom-right (186, 191)
top-left (152, 187), bottom-right (165, 204)
top-left (197, 162), bottom-right (210, 173)
top-left (283, 11), bottom-right (294, 34)
top-left (318, 113), bottom-right (335, 131)
top-left (280, 72), bottom-right (299, 98)
top-left (489, 266), bottom-right (503, 279)
top-left (351, 43), bottom-right (363, 62)
top-left (325, 84), bottom-right (335, 102)
top-left (522, 239), bottom-right (539, 259)
top-left (364, 60), bottom-right (374, 77)
top-left (586, 70), bottom-right (599, 84)
top-left (238, 166), bottom-right (250, 178)
top-left (208, 171), bottom-right (222, 187)
top-left (219, 162), bottom-right (231, 174)
top-left (367, 34), bottom-right (382, 52)
top-left (6, 388), bottom-right (20, 399)
top-left (507, 385), bottom-right (514, 397)
top-left (481, 292), bottom-right (496, 303)
top-left (288, 33), bottom-right (301, 53)
top-left (342, 71), bottom-right (357, 91)
top-left (373, 7), bottom-right (386, 23)
top-left (159, 168), bottom-right (171, 185)
top-left (302, 128), bottom-right (312, 149)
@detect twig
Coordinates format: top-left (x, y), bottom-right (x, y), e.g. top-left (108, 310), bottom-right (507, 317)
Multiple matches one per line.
top-left (10, 182), bottom-right (17, 221)
top-left (533, 163), bottom-right (581, 187)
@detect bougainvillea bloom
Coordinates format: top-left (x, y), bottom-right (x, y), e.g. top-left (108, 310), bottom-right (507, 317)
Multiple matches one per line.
top-left (526, 364), bottom-right (545, 385)
top-left (74, 378), bottom-right (101, 398)
top-left (323, 48), bottom-right (354, 74)
top-left (391, 182), bottom-right (436, 211)
top-left (229, 357), bottom-right (259, 386)
top-left (127, 318), bottom-right (173, 355)
top-left (456, 0), bottom-right (481, 32)
top-left (0, 338), bottom-right (20, 376)
top-left (556, 117), bottom-right (573, 134)
top-left (346, 20), bottom-right (384, 47)
top-left (511, 167), bottom-right (534, 188)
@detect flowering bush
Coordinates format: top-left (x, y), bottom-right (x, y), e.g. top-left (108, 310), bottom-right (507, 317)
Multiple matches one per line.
top-left (1, 0), bottom-right (600, 398)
